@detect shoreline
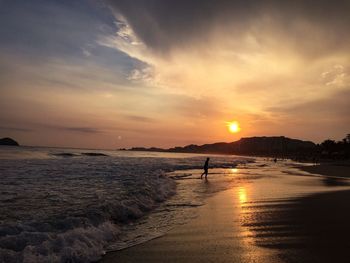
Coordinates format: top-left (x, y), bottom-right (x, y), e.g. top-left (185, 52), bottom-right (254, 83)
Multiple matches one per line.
top-left (298, 161), bottom-right (350, 178)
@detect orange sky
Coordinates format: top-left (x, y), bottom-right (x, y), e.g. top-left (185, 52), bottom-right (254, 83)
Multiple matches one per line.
top-left (0, 1), bottom-right (349, 149)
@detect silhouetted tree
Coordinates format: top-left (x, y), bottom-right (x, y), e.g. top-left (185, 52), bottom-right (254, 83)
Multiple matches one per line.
top-left (319, 134), bottom-right (350, 160)
top-left (321, 139), bottom-right (337, 152)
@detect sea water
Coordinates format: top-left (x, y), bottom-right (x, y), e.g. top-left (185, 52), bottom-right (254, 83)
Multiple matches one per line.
top-left (0, 146), bottom-right (251, 262)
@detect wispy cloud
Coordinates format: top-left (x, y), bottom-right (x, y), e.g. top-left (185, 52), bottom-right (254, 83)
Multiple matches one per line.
top-left (0, 126), bottom-right (32, 132)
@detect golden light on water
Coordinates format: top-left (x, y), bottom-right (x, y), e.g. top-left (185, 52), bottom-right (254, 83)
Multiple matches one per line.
top-left (238, 186), bottom-right (247, 205)
top-left (227, 121), bottom-right (241, 134)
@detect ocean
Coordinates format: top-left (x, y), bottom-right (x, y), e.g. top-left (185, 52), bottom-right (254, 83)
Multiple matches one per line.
top-left (0, 146), bottom-right (252, 262)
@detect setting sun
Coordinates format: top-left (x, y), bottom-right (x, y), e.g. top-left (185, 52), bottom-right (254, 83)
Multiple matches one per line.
top-left (227, 121), bottom-right (241, 133)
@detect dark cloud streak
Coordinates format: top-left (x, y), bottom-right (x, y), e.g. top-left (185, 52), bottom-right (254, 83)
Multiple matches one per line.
top-left (0, 126), bottom-right (32, 132)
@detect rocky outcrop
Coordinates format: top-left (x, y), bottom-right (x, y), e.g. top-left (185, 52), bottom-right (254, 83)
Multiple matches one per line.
top-left (0, 137), bottom-right (19, 146)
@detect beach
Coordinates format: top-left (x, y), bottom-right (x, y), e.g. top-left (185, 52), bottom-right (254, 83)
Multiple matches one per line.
top-left (2, 147), bottom-right (350, 262)
top-left (101, 161), bottom-right (350, 263)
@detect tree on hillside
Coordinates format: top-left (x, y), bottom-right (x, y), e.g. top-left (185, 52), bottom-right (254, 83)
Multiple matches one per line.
top-left (319, 134), bottom-right (350, 160)
top-left (320, 139), bottom-right (337, 152)
top-left (346, 134), bottom-right (350, 144)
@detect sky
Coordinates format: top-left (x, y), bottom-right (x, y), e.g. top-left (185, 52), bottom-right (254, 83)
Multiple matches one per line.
top-left (0, 0), bottom-right (349, 149)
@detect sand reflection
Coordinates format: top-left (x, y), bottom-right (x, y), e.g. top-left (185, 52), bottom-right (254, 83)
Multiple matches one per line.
top-left (238, 186), bottom-right (247, 205)
top-left (235, 182), bottom-right (280, 262)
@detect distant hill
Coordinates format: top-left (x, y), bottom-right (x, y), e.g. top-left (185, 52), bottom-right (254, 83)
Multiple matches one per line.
top-left (0, 137), bottom-right (19, 146)
top-left (129, 136), bottom-right (316, 157)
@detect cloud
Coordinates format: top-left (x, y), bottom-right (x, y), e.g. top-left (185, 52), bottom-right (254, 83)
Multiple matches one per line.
top-left (106, 0), bottom-right (350, 56)
top-left (102, 1), bottom-right (350, 112)
top-left (102, 0), bottom-right (350, 95)
top-left (321, 65), bottom-right (347, 87)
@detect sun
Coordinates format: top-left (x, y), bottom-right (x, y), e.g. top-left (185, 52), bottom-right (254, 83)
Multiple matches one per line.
top-left (227, 121), bottom-right (241, 133)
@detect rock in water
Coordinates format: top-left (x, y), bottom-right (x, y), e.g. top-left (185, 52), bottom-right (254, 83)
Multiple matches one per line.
top-left (0, 137), bottom-right (19, 146)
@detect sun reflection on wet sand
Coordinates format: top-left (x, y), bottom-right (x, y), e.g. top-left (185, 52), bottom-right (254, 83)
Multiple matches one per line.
top-left (237, 185), bottom-right (253, 247)
top-left (234, 182), bottom-right (280, 262)
top-left (238, 186), bottom-right (247, 205)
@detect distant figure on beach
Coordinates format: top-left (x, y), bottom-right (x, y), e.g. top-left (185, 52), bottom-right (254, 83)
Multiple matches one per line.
top-left (201, 158), bottom-right (210, 180)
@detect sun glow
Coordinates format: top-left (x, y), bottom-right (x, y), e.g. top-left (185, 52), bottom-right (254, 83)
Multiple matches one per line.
top-left (227, 121), bottom-right (241, 133)
top-left (231, 168), bottom-right (238, 173)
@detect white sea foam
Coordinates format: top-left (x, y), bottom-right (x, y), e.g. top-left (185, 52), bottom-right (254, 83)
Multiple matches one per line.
top-left (0, 147), bottom-right (252, 262)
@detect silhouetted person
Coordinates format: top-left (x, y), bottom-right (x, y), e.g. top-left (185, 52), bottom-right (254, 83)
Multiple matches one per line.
top-left (201, 158), bottom-right (210, 180)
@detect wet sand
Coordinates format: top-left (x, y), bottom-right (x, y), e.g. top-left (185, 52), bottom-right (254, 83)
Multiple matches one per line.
top-left (245, 163), bottom-right (350, 262)
top-left (101, 163), bottom-right (350, 263)
top-left (245, 190), bottom-right (350, 263)
top-left (101, 186), bottom-right (279, 263)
